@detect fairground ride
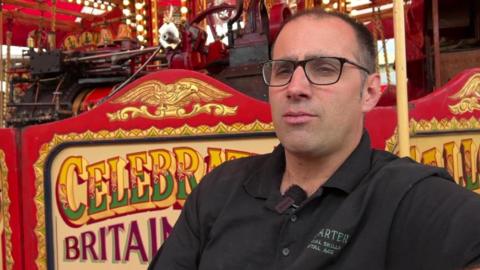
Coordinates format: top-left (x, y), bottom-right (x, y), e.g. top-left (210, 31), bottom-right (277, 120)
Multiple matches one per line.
top-left (0, 0), bottom-right (478, 129)
top-left (0, 1), bottom-right (479, 269)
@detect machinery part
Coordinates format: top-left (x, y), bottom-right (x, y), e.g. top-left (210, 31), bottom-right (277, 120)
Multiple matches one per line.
top-left (159, 22), bottom-right (181, 49)
top-left (28, 49), bottom-right (62, 75)
top-left (72, 86), bottom-right (112, 114)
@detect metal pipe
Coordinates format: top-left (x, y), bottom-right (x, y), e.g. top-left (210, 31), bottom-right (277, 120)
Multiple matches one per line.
top-left (9, 81), bottom-right (14, 105)
top-left (393, 0), bottom-right (410, 157)
top-left (7, 102), bottom-right (68, 107)
top-left (97, 46), bottom-right (163, 105)
top-left (227, 0), bottom-right (244, 48)
top-left (65, 47), bottom-right (163, 62)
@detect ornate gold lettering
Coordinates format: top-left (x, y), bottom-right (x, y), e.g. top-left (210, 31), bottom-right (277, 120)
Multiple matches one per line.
top-left (421, 148), bottom-right (438, 167)
top-left (57, 157), bottom-right (89, 226)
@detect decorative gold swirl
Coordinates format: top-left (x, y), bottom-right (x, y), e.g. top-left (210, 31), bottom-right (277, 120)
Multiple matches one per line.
top-left (0, 150), bottom-right (13, 270)
top-left (33, 120), bottom-right (274, 269)
top-left (111, 78), bottom-right (231, 106)
top-left (448, 97), bottom-right (480, 115)
top-left (34, 151), bottom-right (47, 270)
top-left (410, 117), bottom-right (480, 133)
top-left (385, 117), bottom-right (480, 152)
top-left (449, 73), bottom-right (480, 115)
top-left (108, 78), bottom-right (236, 121)
top-left (108, 103), bottom-right (238, 121)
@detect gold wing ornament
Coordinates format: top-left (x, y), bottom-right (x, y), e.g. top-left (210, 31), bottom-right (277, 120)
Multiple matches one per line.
top-left (449, 73), bottom-right (480, 115)
top-left (110, 80), bottom-right (173, 106)
top-left (108, 78), bottom-right (237, 121)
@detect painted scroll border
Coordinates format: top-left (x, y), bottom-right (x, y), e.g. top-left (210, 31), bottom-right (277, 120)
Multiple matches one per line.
top-left (33, 120), bottom-right (274, 269)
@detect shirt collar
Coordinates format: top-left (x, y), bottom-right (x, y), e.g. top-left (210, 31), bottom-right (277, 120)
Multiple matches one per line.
top-left (243, 132), bottom-right (373, 199)
top-left (322, 132), bottom-right (373, 194)
top-left (243, 144), bottom-right (285, 199)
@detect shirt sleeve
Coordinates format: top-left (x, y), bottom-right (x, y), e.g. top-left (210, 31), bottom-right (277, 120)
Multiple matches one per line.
top-left (387, 177), bottom-right (480, 270)
top-left (148, 186), bottom-right (202, 270)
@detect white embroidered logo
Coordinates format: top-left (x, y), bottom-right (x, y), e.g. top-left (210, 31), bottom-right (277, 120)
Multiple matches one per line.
top-left (306, 228), bottom-right (350, 255)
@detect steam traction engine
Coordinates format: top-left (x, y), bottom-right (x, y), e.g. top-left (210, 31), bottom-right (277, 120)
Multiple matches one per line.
top-left (4, 0), bottom-right (291, 127)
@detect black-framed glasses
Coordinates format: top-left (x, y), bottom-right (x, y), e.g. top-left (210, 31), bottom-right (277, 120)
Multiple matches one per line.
top-left (262, 57), bottom-right (371, 87)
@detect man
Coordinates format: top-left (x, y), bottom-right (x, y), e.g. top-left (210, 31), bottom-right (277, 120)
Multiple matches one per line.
top-left (149, 9), bottom-right (480, 270)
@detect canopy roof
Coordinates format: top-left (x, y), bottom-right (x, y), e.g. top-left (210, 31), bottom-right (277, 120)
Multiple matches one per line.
top-left (3, 0), bottom-right (90, 46)
top-left (0, 0), bottom-right (429, 49)
top-left (1, 0), bottom-right (180, 46)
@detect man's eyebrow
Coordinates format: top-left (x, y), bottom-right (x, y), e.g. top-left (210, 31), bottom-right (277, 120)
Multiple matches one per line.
top-left (304, 53), bottom-right (333, 59)
top-left (273, 53), bottom-right (343, 61)
top-left (271, 56), bottom-right (298, 61)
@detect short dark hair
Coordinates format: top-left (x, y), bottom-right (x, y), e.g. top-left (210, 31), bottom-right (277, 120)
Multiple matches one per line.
top-left (271, 9), bottom-right (376, 74)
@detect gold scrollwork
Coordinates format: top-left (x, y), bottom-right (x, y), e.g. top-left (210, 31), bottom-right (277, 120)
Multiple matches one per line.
top-left (411, 117), bottom-right (480, 133)
top-left (448, 97), bottom-right (480, 115)
top-left (385, 117), bottom-right (480, 153)
top-left (0, 150), bottom-right (13, 270)
top-left (449, 73), bottom-right (480, 115)
top-left (108, 103), bottom-right (238, 121)
top-left (108, 78), bottom-right (237, 121)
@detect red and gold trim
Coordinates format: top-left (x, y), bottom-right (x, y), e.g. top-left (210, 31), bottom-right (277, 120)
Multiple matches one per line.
top-left (0, 150), bottom-right (13, 270)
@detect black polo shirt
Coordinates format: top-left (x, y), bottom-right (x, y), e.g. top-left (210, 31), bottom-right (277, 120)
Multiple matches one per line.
top-left (149, 134), bottom-right (480, 270)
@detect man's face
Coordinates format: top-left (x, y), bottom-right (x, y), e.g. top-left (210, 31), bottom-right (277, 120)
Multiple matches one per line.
top-left (269, 16), bottom-right (380, 159)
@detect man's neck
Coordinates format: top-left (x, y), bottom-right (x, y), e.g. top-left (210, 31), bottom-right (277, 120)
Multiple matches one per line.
top-left (280, 136), bottom-right (363, 197)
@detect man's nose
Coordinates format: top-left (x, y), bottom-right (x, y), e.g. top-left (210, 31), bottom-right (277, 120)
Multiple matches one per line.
top-left (286, 66), bottom-right (312, 99)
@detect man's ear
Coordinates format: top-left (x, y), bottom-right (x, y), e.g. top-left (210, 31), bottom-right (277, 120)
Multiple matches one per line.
top-left (361, 73), bottom-right (382, 113)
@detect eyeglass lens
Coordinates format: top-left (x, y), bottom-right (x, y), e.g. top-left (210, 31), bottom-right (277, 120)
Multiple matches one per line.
top-left (263, 58), bottom-right (343, 86)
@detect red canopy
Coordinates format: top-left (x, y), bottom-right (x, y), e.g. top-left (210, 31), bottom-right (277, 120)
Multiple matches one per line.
top-left (2, 0), bottom-right (85, 46)
top-left (1, 0), bottom-right (181, 47)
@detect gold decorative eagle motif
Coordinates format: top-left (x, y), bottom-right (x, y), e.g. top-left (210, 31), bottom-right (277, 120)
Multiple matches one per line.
top-left (448, 73), bottom-right (480, 115)
top-left (107, 78), bottom-right (238, 121)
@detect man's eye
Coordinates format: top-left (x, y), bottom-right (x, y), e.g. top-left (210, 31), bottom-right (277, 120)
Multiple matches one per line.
top-left (311, 64), bottom-right (338, 74)
top-left (273, 66), bottom-right (292, 75)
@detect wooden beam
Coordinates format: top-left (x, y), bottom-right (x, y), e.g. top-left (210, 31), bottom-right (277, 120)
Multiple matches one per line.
top-left (432, 0), bottom-right (441, 89)
top-left (350, 0), bottom-right (392, 11)
top-left (393, 0), bottom-right (410, 157)
top-left (90, 15), bottom-right (128, 27)
top-left (476, 1), bottom-right (480, 40)
top-left (352, 7), bottom-right (394, 23)
top-left (3, 0), bottom-right (95, 19)
top-left (4, 10), bottom-right (81, 31)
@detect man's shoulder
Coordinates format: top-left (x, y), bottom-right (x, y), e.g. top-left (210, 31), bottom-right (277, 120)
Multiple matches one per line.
top-left (361, 149), bottom-right (463, 208)
top-left (404, 174), bottom-right (480, 206)
top-left (388, 167), bottom-right (480, 270)
top-left (370, 149), bottom-right (480, 218)
top-left (371, 149), bottom-right (453, 183)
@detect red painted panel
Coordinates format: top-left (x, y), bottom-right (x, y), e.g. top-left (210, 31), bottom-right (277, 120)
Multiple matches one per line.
top-left (0, 128), bottom-right (23, 270)
top-left (367, 67), bottom-right (480, 150)
top-left (19, 69), bottom-right (273, 269)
